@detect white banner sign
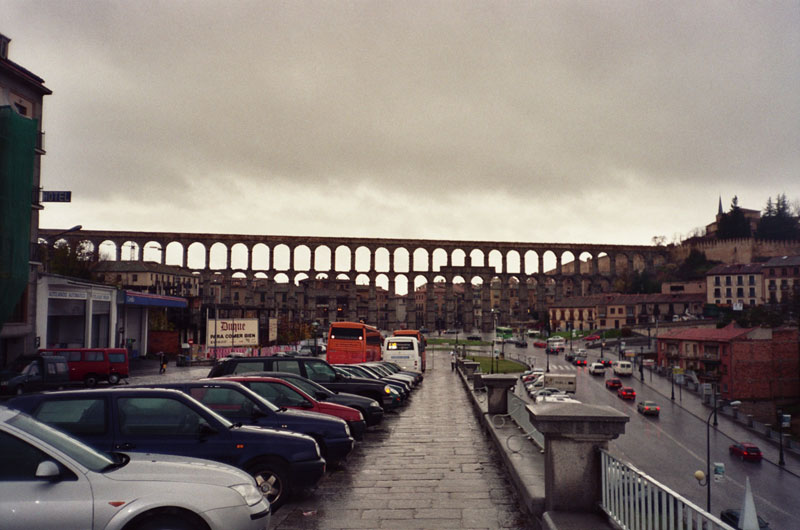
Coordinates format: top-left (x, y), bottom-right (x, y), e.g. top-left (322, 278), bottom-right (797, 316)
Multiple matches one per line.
top-left (207, 318), bottom-right (259, 347)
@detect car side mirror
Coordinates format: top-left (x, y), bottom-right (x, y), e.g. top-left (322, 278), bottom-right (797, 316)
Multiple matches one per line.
top-left (334, 373), bottom-right (344, 381)
top-left (35, 460), bottom-right (61, 481)
top-left (300, 401), bottom-right (314, 409)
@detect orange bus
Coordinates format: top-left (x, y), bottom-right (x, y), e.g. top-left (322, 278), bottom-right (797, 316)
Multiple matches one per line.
top-left (326, 322), bottom-right (383, 364)
top-left (392, 329), bottom-right (427, 371)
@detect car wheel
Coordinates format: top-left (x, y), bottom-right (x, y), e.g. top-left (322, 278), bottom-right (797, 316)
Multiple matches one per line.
top-left (247, 457), bottom-right (290, 510)
top-left (108, 373), bottom-right (120, 385)
top-left (84, 375), bottom-right (99, 387)
top-left (129, 511), bottom-right (206, 530)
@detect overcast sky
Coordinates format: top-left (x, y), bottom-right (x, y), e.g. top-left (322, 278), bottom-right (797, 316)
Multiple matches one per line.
top-left (5, 1), bottom-right (799, 246)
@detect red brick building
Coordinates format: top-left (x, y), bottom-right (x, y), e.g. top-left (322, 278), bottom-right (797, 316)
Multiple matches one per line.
top-left (657, 325), bottom-right (799, 419)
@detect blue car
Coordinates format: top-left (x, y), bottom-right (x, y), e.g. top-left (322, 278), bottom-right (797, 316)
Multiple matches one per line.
top-left (135, 380), bottom-right (354, 465)
top-left (7, 387), bottom-right (326, 509)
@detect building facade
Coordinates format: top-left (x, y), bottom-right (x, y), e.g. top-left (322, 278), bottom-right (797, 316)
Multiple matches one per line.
top-left (705, 263), bottom-right (764, 308)
top-left (0, 33), bottom-right (52, 366)
top-left (762, 255), bottom-right (800, 305)
top-left (656, 325), bottom-right (799, 420)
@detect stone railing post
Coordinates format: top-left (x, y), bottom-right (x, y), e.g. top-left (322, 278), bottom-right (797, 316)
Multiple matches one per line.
top-left (461, 361), bottom-right (480, 379)
top-left (481, 374), bottom-right (518, 414)
top-left (527, 402), bottom-right (629, 513)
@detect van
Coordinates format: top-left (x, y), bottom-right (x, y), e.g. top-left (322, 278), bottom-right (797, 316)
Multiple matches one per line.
top-left (613, 360), bottom-right (633, 376)
top-left (588, 362), bottom-right (605, 375)
top-left (39, 348), bottom-right (129, 387)
top-left (0, 355), bottom-right (70, 395)
top-left (527, 373), bottom-right (576, 394)
top-left (383, 336), bottom-right (421, 372)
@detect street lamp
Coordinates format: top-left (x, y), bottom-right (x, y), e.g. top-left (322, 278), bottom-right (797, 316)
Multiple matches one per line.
top-left (695, 399), bottom-right (741, 512)
top-left (778, 409), bottom-right (787, 466)
top-left (312, 321), bottom-right (319, 357)
top-left (671, 365), bottom-right (675, 401)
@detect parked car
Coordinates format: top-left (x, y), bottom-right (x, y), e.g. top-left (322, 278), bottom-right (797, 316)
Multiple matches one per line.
top-left (0, 405), bottom-right (271, 530)
top-left (6, 388), bottom-right (327, 509)
top-left (136, 379), bottom-right (356, 461)
top-left (720, 509), bottom-right (770, 529)
top-left (333, 365), bottom-right (409, 401)
top-left (254, 371), bottom-right (384, 427)
top-left (605, 378), bottom-right (623, 390)
top-left (729, 442), bottom-right (763, 462)
top-left (585, 334), bottom-right (602, 341)
top-left (617, 387), bottom-right (636, 400)
top-left (376, 361), bottom-right (424, 385)
top-left (636, 401), bottom-right (660, 416)
top-left (216, 376), bottom-right (367, 440)
top-left (207, 356), bottom-right (399, 411)
top-left (39, 348), bottom-right (129, 386)
top-left (0, 355), bottom-right (70, 395)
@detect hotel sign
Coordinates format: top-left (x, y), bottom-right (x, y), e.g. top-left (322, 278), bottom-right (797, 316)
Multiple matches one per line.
top-left (207, 318), bottom-right (259, 347)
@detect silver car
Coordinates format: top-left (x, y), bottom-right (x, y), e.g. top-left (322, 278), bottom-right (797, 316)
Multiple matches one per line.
top-left (0, 406), bottom-right (270, 530)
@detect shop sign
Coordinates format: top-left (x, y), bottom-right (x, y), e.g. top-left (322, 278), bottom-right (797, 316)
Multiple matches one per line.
top-left (49, 290), bottom-right (87, 300)
top-left (207, 318), bottom-right (259, 347)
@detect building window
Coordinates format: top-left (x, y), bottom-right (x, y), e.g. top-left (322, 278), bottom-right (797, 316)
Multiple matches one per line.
top-left (737, 276), bottom-right (743, 285)
top-left (736, 288), bottom-right (743, 297)
top-left (749, 275), bottom-right (755, 285)
top-left (132, 274), bottom-right (138, 282)
top-left (725, 288), bottom-right (731, 297)
top-left (714, 276), bottom-right (720, 286)
top-left (749, 299), bottom-right (755, 306)
top-left (714, 288), bottom-right (720, 297)
top-left (725, 276), bottom-right (731, 286)
top-left (749, 287), bottom-right (755, 297)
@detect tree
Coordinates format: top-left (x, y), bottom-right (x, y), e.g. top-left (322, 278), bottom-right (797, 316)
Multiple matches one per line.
top-left (42, 241), bottom-right (96, 279)
top-left (756, 193), bottom-right (800, 240)
top-left (716, 196), bottom-right (751, 239)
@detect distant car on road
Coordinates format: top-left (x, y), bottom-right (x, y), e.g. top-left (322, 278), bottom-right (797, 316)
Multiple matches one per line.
top-left (466, 335), bottom-right (481, 341)
top-left (533, 340), bottom-right (547, 348)
top-left (729, 442), bottom-right (763, 462)
top-left (617, 387), bottom-right (636, 400)
top-left (599, 358), bottom-right (613, 367)
top-left (636, 401), bottom-right (660, 416)
top-left (585, 334), bottom-right (602, 341)
top-left (588, 362), bottom-right (605, 375)
top-left (605, 378), bottom-right (622, 390)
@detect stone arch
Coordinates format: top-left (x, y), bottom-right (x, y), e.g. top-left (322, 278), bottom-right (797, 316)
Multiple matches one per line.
top-left (354, 246), bottom-right (371, 272)
top-left (293, 272), bottom-right (309, 286)
top-left (414, 274), bottom-right (428, 291)
top-left (374, 247), bottom-right (390, 273)
top-left (470, 275), bottom-right (484, 287)
top-left (254, 271), bottom-right (268, 279)
top-left (524, 250), bottom-right (539, 274)
top-left (356, 273), bottom-right (371, 285)
top-left (394, 274), bottom-right (409, 296)
top-left (470, 249), bottom-right (485, 268)
top-left (273, 272), bottom-right (290, 284)
top-left (336, 273), bottom-right (351, 281)
top-left (375, 273), bottom-right (389, 292)
top-left (614, 253), bottom-right (630, 274)
top-left (120, 241), bottom-right (140, 261)
top-left (488, 250), bottom-right (503, 273)
top-left (187, 242), bottom-right (206, 269)
top-left (505, 250), bottom-right (521, 274)
top-left (393, 248), bottom-right (410, 273)
top-left (98, 240), bottom-right (118, 261)
top-left (293, 245), bottom-right (311, 272)
top-left (334, 245), bottom-right (352, 272)
top-left (596, 251), bottom-right (609, 275)
top-left (578, 251), bottom-right (593, 274)
top-left (273, 244), bottom-right (290, 271)
top-left (560, 251), bottom-right (576, 274)
top-left (232, 271), bottom-right (247, 279)
top-left (142, 241), bottom-right (163, 263)
top-left (631, 253), bottom-right (646, 273)
top-left (164, 241), bottom-right (184, 267)
top-left (542, 250), bottom-right (557, 274)
top-left (231, 243), bottom-right (249, 271)
top-left (314, 245), bottom-right (331, 271)
top-left (208, 242), bottom-right (227, 270)
top-left (432, 248), bottom-right (447, 272)
top-left (413, 248), bottom-right (429, 272)
top-left (252, 244), bottom-right (270, 271)
top-left (452, 249), bottom-right (466, 267)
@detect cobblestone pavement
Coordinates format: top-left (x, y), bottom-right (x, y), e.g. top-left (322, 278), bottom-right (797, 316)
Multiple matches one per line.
top-left (269, 350), bottom-right (536, 530)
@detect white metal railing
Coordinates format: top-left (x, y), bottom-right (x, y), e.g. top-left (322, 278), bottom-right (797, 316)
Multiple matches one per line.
top-left (600, 450), bottom-right (734, 530)
top-left (494, 390), bottom-right (545, 451)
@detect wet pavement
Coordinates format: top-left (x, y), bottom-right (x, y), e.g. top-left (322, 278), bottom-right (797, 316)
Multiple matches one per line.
top-left (265, 350), bottom-right (536, 530)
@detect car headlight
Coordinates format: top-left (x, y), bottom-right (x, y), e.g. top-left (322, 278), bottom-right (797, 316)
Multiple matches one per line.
top-left (383, 385), bottom-right (392, 395)
top-left (231, 483), bottom-right (265, 506)
top-left (369, 402), bottom-right (381, 409)
top-left (343, 423), bottom-right (351, 437)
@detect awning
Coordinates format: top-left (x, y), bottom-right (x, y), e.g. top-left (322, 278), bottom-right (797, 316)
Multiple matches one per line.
top-left (122, 291), bottom-right (188, 308)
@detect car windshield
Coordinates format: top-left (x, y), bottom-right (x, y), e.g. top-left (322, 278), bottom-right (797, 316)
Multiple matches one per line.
top-left (8, 411), bottom-right (116, 472)
top-left (283, 376), bottom-right (333, 397)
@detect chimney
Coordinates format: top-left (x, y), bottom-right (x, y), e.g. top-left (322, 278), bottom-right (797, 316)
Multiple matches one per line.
top-left (0, 34), bottom-right (10, 60)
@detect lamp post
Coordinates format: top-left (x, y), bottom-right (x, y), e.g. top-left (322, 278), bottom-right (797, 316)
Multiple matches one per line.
top-left (671, 364), bottom-right (675, 401)
top-left (312, 321), bottom-right (319, 357)
top-left (491, 309), bottom-right (497, 374)
top-left (778, 409), bottom-right (786, 466)
top-left (697, 400), bottom-right (741, 512)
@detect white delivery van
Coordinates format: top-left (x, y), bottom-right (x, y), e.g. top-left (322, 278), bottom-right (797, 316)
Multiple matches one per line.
top-left (588, 362), bottom-right (605, 375)
top-left (613, 360), bottom-right (633, 376)
top-left (383, 336), bottom-right (421, 371)
top-left (528, 373), bottom-right (577, 394)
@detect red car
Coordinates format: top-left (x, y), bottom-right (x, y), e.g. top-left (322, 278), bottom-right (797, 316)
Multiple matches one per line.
top-left (218, 376), bottom-right (367, 439)
top-left (617, 386), bottom-right (636, 400)
top-left (729, 442), bottom-right (763, 462)
top-left (533, 340), bottom-right (547, 348)
top-left (605, 378), bottom-right (622, 390)
top-left (585, 334), bottom-right (601, 342)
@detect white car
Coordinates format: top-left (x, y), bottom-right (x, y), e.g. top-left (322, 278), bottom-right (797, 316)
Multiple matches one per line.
top-left (0, 406), bottom-right (271, 530)
top-left (588, 362), bottom-right (606, 375)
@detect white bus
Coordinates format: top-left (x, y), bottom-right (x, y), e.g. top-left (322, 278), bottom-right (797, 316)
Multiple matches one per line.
top-left (383, 336), bottom-right (422, 371)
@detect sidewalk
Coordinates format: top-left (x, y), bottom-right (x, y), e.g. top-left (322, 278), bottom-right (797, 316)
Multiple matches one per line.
top-left (622, 360), bottom-right (800, 477)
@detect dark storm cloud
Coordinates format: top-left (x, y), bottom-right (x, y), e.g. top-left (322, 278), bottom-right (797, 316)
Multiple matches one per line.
top-left (4, 1), bottom-right (799, 241)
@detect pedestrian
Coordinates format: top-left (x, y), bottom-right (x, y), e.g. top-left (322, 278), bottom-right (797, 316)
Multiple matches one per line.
top-left (450, 350), bottom-right (456, 371)
top-left (158, 352), bottom-right (166, 374)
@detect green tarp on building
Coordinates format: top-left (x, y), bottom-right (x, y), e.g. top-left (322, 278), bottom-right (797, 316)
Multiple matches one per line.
top-left (0, 105), bottom-right (38, 327)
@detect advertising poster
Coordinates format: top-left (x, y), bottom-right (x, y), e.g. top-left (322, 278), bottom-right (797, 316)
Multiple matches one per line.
top-left (207, 318), bottom-right (259, 347)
